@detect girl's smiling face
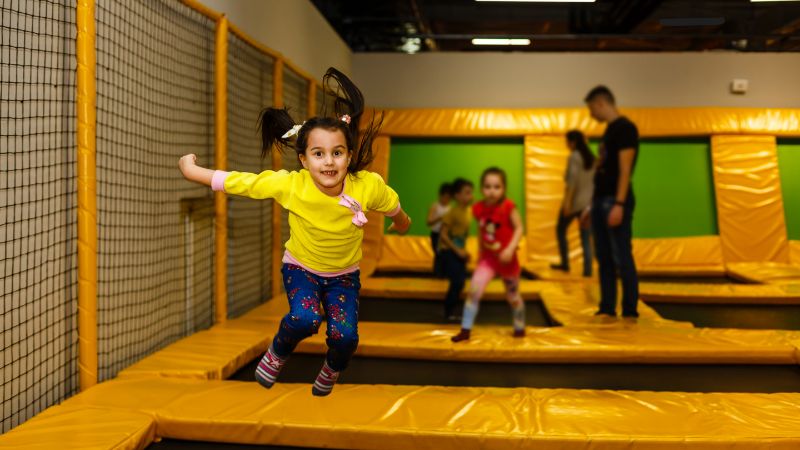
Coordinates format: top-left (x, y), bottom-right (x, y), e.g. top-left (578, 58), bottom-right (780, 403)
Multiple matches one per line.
top-left (299, 127), bottom-right (351, 196)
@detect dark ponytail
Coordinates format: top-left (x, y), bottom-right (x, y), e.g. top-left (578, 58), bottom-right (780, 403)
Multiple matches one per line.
top-left (257, 107), bottom-right (296, 159)
top-left (257, 67), bottom-right (383, 174)
top-left (566, 130), bottom-right (595, 170)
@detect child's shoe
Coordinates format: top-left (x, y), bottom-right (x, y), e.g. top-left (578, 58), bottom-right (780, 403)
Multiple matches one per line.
top-left (255, 346), bottom-right (286, 389)
top-left (451, 328), bottom-right (471, 342)
top-left (311, 361), bottom-right (340, 397)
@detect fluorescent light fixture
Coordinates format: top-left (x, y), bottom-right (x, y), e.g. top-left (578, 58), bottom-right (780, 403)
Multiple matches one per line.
top-left (472, 38), bottom-right (531, 46)
top-left (751, 0), bottom-right (800, 2)
top-left (659, 17), bottom-right (725, 27)
top-left (476, 0), bottom-right (595, 3)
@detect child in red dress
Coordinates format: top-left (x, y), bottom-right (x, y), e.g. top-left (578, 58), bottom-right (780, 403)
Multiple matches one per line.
top-left (452, 167), bottom-right (525, 342)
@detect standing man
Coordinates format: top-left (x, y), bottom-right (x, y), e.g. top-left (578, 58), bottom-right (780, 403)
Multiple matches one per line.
top-left (582, 86), bottom-right (640, 321)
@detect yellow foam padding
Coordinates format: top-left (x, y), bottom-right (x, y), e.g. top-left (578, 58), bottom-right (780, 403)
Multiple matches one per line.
top-left (538, 283), bottom-right (690, 329)
top-left (523, 135), bottom-right (571, 264)
top-left (526, 235), bottom-right (728, 279)
top-left (377, 235), bottom-right (528, 272)
top-left (114, 306), bottom-right (800, 380)
top-left (359, 135), bottom-right (390, 278)
top-left (373, 107), bottom-right (800, 137)
top-left (360, 276), bottom-right (543, 300)
top-left (711, 135), bottom-right (791, 263)
top-left (792, 241), bottom-right (800, 265)
top-left (0, 404), bottom-right (155, 450)
top-left (62, 378), bottom-right (800, 449)
top-left (632, 236), bottom-right (725, 270)
top-left (118, 278), bottom-right (800, 381)
top-left (383, 235), bottom-right (727, 276)
top-left (117, 319), bottom-right (272, 380)
top-left (640, 282), bottom-right (800, 305)
top-left (726, 262), bottom-right (800, 284)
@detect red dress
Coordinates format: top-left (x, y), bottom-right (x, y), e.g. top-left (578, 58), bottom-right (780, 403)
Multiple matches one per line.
top-left (472, 198), bottom-right (520, 277)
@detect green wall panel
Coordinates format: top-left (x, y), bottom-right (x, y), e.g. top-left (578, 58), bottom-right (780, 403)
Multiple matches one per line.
top-left (778, 140), bottom-right (800, 240)
top-left (629, 139), bottom-right (718, 238)
top-left (388, 138), bottom-right (525, 236)
top-left (387, 138), bottom-right (717, 239)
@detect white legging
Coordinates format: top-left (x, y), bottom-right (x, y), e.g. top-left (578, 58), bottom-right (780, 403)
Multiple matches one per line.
top-left (460, 262), bottom-right (525, 330)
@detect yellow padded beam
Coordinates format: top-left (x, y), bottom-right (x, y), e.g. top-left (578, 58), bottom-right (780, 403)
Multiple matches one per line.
top-left (711, 135), bottom-right (790, 263)
top-left (60, 378), bottom-right (800, 449)
top-left (117, 306), bottom-right (800, 381)
top-left (524, 135), bottom-right (573, 264)
top-left (373, 107), bottom-right (800, 137)
top-left (640, 282), bottom-right (800, 305)
top-left (0, 405), bottom-right (155, 450)
top-left (792, 241), bottom-right (800, 265)
top-left (726, 262), bottom-right (800, 284)
top-left (360, 135), bottom-right (391, 277)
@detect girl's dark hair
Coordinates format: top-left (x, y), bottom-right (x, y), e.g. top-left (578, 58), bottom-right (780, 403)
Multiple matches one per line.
top-left (257, 67), bottom-right (383, 174)
top-left (439, 182), bottom-right (452, 197)
top-left (566, 130), bottom-right (595, 170)
top-left (481, 166), bottom-right (506, 187)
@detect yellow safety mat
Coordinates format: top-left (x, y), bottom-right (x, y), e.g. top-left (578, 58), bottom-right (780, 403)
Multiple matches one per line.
top-left (727, 262), bottom-right (800, 284)
top-left (118, 309), bottom-right (800, 381)
top-left (51, 378), bottom-right (800, 449)
top-left (640, 282), bottom-right (800, 304)
top-left (537, 283), bottom-right (685, 328)
top-left (0, 404), bottom-right (155, 450)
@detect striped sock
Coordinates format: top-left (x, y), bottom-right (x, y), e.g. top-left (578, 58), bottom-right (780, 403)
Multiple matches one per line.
top-left (254, 346), bottom-right (286, 389)
top-left (311, 361), bottom-right (340, 397)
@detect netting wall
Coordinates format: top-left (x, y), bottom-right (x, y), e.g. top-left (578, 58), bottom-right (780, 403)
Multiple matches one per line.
top-left (1, 0), bottom-right (79, 432)
top-left (279, 68), bottom-right (308, 251)
top-left (226, 33), bottom-right (274, 317)
top-left (94, 0), bottom-right (215, 379)
top-left (316, 82), bottom-right (324, 116)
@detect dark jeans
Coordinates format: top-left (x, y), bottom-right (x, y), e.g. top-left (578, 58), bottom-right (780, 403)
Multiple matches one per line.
top-left (440, 249), bottom-right (467, 317)
top-left (272, 264), bottom-right (360, 371)
top-left (556, 211), bottom-right (593, 276)
top-left (430, 232), bottom-right (443, 276)
top-left (591, 195), bottom-right (639, 317)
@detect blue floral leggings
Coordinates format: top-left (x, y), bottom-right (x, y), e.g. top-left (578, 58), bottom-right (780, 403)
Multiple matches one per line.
top-left (271, 264), bottom-right (360, 372)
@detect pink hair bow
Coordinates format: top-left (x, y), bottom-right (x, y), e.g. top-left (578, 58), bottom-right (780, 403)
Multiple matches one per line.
top-left (338, 194), bottom-right (368, 227)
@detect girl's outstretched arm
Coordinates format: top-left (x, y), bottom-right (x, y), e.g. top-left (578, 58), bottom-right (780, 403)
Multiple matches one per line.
top-left (179, 154), bottom-right (214, 186)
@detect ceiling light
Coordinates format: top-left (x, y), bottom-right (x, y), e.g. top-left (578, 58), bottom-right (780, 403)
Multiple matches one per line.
top-left (399, 37), bottom-right (422, 54)
top-left (472, 38), bottom-right (531, 45)
top-left (659, 17), bottom-right (725, 27)
top-left (751, 0), bottom-right (800, 2)
top-left (476, 0), bottom-right (595, 3)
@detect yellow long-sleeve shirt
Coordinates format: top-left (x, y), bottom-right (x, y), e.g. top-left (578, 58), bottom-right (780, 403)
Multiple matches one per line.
top-left (214, 169), bottom-right (400, 273)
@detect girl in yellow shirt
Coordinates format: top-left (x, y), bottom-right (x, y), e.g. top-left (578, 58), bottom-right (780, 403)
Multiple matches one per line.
top-left (179, 68), bottom-right (410, 396)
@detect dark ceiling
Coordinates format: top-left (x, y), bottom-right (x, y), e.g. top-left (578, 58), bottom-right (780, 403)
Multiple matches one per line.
top-left (310, 0), bottom-right (800, 52)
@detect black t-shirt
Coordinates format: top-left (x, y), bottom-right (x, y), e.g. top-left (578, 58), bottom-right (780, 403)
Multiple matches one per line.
top-left (594, 116), bottom-right (638, 199)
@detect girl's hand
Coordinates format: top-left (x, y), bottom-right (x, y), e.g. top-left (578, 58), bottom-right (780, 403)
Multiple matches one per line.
top-left (179, 154), bottom-right (197, 177)
top-left (387, 212), bottom-right (411, 235)
top-left (499, 247), bottom-right (514, 264)
top-left (178, 154), bottom-right (214, 186)
top-left (457, 248), bottom-right (470, 261)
